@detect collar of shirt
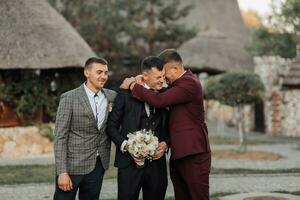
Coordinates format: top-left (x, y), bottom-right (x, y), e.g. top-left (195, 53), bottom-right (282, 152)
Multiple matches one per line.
top-left (84, 82), bottom-right (103, 98)
top-left (178, 70), bottom-right (187, 80)
top-left (143, 83), bottom-right (151, 90)
top-left (143, 83), bottom-right (153, 117)
top-left (171, 70), bottom-right (187, 86)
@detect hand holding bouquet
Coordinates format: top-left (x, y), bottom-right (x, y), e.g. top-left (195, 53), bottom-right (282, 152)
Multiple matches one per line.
top-left (126, 129), bottom-right (159, 167)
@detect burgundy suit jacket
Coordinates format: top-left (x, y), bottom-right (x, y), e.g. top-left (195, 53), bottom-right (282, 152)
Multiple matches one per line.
top-left (132, 70), bottom-right (211, 159)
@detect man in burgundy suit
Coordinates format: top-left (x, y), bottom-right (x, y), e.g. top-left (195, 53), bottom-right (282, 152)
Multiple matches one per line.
top-left (121, 49), bottom-right (211, 200)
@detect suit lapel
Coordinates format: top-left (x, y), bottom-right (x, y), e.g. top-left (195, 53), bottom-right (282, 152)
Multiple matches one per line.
top-left (78, 84), bottom-right (96, 122)
top-left (133, 98), bottom-right (143, 130)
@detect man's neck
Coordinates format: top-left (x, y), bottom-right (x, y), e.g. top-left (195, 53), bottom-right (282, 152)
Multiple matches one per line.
top-left (144, 83), bottom-right (156, 91)
top-left (85, 81), bottom-right (101, 94)
top-left (174, 70), bottom-right (186, 82)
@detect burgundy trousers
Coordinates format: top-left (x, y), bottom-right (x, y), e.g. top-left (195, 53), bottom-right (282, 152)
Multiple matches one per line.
top-left (170, 152), bottom-right (211, 200)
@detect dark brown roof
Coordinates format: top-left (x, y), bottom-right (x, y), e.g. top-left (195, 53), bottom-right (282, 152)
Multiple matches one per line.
top-left (0, 0), bottom-right (96, 69)
top-left (179, 0), bottom-right (253, 72)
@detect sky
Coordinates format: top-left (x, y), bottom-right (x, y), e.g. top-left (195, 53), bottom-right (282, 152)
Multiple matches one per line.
top-left (237, 0), bottom-right (280, 17)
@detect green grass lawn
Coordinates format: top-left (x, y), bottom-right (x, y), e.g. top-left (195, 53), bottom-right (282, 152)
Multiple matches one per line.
top-left (1, 164), bottom-right (300, 185)
top-left (209, 136), bottom-right (266, 145)
top-left (0, 165), bottom-right (55, 185)
top-left (0, 164), bottom-right (117, 185)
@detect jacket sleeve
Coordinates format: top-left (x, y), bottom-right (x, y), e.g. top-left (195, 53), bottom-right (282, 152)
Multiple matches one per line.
top-left (131, 80), bottom-right (197, 108)
top-left (106, 91), bottom-right (127, 149)
top-left (53, 93), bottom-right (72, 175)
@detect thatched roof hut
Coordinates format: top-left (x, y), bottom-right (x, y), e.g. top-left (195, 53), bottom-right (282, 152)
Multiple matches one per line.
top-left (179, 0), bottom-right (253, 73)
top-left (0, 0), bottom-right (96, 70)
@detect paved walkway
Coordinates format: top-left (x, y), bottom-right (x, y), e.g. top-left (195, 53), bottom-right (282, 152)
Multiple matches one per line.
top-left (0, 154), bottom-right (54, 167)
top-left (0, 173), bottom-right (299, 200)
top-left (220, 192), bottom-right (300, 200)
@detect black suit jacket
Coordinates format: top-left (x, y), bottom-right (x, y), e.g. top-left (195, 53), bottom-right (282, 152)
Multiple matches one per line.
top-left (106, 89), bottom-right (169, 169)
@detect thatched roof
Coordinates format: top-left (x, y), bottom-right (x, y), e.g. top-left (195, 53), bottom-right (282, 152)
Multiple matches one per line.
top-left (178, 0), bottom-right (253, 73)
top-left (282, 54), bottom-right (300, 86)
top-left (0, 0), bottom-right (96, 69)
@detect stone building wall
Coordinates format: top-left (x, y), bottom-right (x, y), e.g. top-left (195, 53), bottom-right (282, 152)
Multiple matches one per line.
top-left (254, 56), bottom-right (300, 137)
top-left (281, 90), bottom-right (300, 137)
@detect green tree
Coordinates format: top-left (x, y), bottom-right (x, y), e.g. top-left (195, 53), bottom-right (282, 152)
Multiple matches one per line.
top-left (49, 0), bottom-right (126, 62)
top-left (205, 72), bottom-right (265, 152)
top-left (117, 0), bottom-right (196, 59)
top-left (48, 0), bottom-right (196, 63)
top-left (247, 27), bottom-right (296, 58)
top-left (270, 0), bottom-right (300, 34)
top-left (248, 0), bottom-right (300, 58)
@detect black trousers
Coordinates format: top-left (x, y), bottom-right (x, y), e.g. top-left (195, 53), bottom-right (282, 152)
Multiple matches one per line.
top-left (117, 159), bottom-right (168, 200)
top-left (53, 157), bottom-right (105, 200)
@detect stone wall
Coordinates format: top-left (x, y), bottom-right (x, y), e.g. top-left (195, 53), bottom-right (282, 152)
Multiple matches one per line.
top-left (254, 56), bottom-right (300, 137)
top-left (281, 90), bottom-right (300, 137)
top-left (0, 126), bottom-right (53, 159)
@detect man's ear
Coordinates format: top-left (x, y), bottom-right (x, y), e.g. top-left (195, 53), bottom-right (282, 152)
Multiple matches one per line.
top-left (174, 65), bottom-right (180, 74)
top-left (84, 69), bottom-right (89, 78)
top-left (142, 71), bottom-right (148, 81)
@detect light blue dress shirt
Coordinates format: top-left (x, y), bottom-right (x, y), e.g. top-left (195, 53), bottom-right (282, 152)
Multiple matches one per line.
top-left (84, 83), bottom-right (108, 130)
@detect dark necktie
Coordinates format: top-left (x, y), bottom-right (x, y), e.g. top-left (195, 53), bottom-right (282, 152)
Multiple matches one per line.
top-left (148, 88), bottom-right (155, 117)
top-left (149, 105), bottom-right (154, 117)
top-left (94, 94), bottom-right (99, 124)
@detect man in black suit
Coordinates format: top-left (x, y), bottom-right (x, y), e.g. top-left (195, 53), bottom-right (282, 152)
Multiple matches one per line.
top-left (107, 56), bottom-right (169, 200)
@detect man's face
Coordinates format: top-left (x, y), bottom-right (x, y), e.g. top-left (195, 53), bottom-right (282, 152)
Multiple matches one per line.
top-left (143, 67), bottom-right (165, 90)
top-left (84, 63), bottom-right (108, 90)
top-left (163, 62), bottom-right (178, 84)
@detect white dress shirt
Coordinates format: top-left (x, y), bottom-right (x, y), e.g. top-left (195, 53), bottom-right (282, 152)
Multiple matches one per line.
top-left (84, 83), bottom-right (108, 130)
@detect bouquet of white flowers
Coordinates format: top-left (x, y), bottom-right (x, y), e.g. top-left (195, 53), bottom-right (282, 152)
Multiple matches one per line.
top-left (127, 129), bottom-right (159, 167)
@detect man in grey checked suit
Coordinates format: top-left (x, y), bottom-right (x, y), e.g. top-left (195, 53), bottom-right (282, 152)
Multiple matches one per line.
top-left (53, 57), bottom-right (117, 200)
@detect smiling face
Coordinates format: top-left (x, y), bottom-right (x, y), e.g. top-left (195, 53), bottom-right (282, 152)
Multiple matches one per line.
top-left (143, 67), bottom-right (165, 90)
top-left (84, 63), bottom-right (108, 92)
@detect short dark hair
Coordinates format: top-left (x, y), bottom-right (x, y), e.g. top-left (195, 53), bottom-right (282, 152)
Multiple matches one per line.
top-left (141, 56), bottom-right (164, 72)
top-left (158, 49), bottom-right (183, 65)
top-left (84, 57), bottom-right (108, 69)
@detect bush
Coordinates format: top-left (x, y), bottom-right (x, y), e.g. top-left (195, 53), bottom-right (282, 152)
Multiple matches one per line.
top-left (205, 72), bottom-right (265, 106)
top-left (39, 123), bottom-right (54, 142)
top-left (0, 69), bottom-right (84, 123)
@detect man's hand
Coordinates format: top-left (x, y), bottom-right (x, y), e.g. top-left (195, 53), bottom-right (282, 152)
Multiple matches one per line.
top-left (134, 75), bottom-right (144, 85)
top-left (58, 173), bottom-right (73, 192)
top-left (129, 153), bottom-right (145, 166)
top-left (120, 77), bottom-right (135, 89)
top-left (153, 141), bottom-right (168, 160)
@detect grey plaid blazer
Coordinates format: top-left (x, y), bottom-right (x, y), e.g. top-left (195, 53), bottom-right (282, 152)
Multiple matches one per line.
top-left (54, 84), bottom-right (117, 175)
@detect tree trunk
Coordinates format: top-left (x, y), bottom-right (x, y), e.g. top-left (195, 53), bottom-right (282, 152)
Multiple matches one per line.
top-left (147, 1), bottom-right (156, 53)
top-left (237, 104), bottom-right (247, 152)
